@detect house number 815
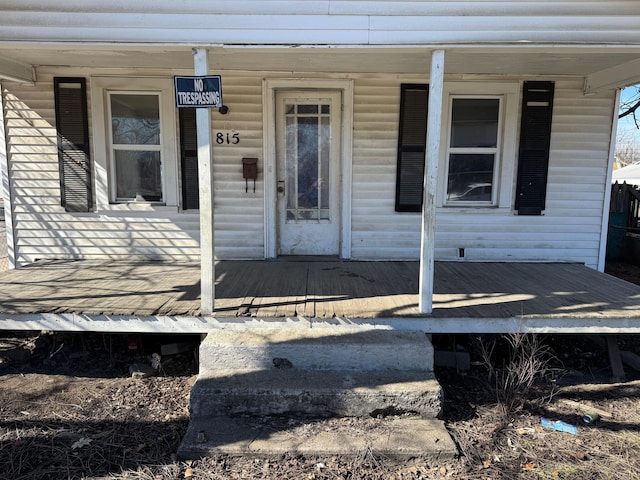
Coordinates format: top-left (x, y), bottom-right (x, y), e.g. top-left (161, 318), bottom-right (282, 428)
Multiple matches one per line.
top-left (216, 132), bottom-right (240, 144)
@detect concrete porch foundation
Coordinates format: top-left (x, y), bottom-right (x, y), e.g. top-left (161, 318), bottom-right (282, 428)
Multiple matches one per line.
top-left (178, 327), bottom-right (455, 459)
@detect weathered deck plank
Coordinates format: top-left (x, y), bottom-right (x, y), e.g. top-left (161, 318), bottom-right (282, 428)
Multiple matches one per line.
top-left (0, 260), bottom-right (639, 325)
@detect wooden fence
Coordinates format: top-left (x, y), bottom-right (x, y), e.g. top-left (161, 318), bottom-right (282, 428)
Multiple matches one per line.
top-left (609, 182), bottom-right (640, 260)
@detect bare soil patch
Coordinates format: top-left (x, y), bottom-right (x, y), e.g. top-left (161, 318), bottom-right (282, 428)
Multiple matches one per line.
top-left (0, 260), bottom-right (638, 479)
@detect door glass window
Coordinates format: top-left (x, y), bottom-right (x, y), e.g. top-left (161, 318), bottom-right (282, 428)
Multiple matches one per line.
top-left (284, 102), bottom-right (331, 221)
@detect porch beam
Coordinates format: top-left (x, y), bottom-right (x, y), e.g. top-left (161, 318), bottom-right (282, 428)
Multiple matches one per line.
top-left (584, 58), bottom-right (640, 94)
top-left (194, 48), bottom-right (215, 315)
top-left (0, 55), bottom-right (34, 84)
top-left (419, 49), bottom-right (444, 314)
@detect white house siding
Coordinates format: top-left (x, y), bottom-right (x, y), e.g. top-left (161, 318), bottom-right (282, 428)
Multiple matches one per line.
top-left (351, 74), bottom-right (424, 259)
top-left (1, 1), bottom-right (639, 45)
top-left (2, 68), bottom-right (265, 265)
top-left (350, 77), bottom-right (614, 269)
top-left (2, 69), bottom-right (613, 268)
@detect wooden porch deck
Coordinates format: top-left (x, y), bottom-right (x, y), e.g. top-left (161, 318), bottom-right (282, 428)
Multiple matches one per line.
top-left (1, 260), bottom-right (640, 333)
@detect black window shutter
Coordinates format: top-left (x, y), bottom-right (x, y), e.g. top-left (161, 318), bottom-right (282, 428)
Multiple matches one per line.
top-left (179, 108), bottom-right (199, 210)
top-left (395, 84), bottom-right (429, 212)
top-left (515, 81), bottom-right (555, 215)
top-left (54, 77), bottom-right (92, 212)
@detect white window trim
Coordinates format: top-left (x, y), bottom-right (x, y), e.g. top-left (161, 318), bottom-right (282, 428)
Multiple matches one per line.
top-left (90, 77), bottom-right (178, 210)
top-left (107, 90), bottom-right (164, 203)
top-left (437, 82), bottom-right (519, 210)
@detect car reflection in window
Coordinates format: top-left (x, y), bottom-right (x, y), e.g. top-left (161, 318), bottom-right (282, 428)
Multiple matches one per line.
top-left (447, 183), bottom-right (492, 202)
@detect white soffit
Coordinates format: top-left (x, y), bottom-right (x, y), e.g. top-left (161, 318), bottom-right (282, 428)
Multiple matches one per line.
top-left (584, 58), bottom-right (640, 94)
top-left (0, 54), bottom-right (33, 83)
top-left (0, 45), bottom-right (639, 78)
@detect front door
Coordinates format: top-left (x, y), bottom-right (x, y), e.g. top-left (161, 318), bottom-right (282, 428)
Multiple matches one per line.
top-left (276, 91), bottom-right (341, 256)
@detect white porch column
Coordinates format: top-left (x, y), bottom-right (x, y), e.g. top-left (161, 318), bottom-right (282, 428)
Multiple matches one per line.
top-left (419, 50), bottom-right (445, 314)
top-left (0, 81), bottom-right (16, 269)
top-left (194, 48), bottom-right (215, 315)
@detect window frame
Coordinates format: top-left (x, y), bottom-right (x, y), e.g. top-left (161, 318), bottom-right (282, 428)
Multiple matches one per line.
top-left (437, 82), bottom-right (520, 211)
top-left (107, 91), bottom-right (164, 203)
top-left (90, 77), bottom-right (178, 210)
top-left (443, 95), bottom-right (503, 207)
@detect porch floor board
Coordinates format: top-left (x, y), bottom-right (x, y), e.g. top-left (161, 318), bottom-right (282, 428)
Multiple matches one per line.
top-left (0, 260), bottom-right (639, 324)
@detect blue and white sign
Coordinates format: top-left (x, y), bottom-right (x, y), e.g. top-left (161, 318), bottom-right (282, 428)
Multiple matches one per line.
top-left (174, 75), bottom-right (223, 108)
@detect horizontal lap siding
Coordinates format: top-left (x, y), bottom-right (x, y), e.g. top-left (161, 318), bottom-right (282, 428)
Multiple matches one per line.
top-left (1, 2), bottom-right (639, 44)
top-left (351, 77), bottom-right (614, 268)
top-left (3, 70), bottom-right (264, 264)
top-left (464, 78), bottom-right (612, 269)
top-left (4, 71), bottom-right (614, 267)
top-left (351, 76), bottom-right (423, 259)
top-left (204, 73), bottom-right (264, 259)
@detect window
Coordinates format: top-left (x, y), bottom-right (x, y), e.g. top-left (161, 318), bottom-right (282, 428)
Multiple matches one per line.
top-left (438, 82), bottom-right (520, 210)
top-left (445, 97), bottom-right (501, 205)
top-left (108, 93), bottom-right (163, 202)
top-left (90, 77), bottom-right (178, 209)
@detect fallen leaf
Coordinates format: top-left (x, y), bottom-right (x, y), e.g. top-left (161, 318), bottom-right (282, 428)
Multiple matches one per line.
top-left (71, 437), bottom-right (92, 450)
top-left (573, 452), bottom-right (588, 461)
top-left (521, 462), bottom-right (536, 471)
top-left (439, 466), bottom-right (447, 475)
top-left (516, 427), bottom-right (535, 435)
top-left (184, 467), bottom-right (193, 477)
top-left (482, 460), bottom-right (491, 468)
top-left (552, 470), bottom-right (559, 478)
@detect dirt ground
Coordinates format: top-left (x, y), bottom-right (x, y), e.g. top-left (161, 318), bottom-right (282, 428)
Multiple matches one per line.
top-left (0, 262), bottom-right (639, 479)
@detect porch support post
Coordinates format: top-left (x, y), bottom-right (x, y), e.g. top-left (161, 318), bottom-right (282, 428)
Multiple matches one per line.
top-left (194, 48), bottom-right (215, 315)
top-left (419, 49), bottom-right (445, 314)
top-left (0, 81), bottom-right (16, 268)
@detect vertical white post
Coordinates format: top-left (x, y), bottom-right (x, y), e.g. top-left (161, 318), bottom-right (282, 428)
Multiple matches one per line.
top-left (0, 81), bottom-right (15, 269)
top-left (419, 50), bottom-right (445, 314)
top-left (193, 48), bottom-right (215, 315)
top-left (598, 88), bottom-right (620, 272)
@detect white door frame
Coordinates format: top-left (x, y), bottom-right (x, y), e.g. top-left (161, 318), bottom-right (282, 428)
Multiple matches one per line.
top-left (263, 78), bottom-right (353, 259)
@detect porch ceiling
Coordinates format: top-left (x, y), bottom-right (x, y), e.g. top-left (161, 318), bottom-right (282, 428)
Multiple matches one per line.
top-left (1, 44), bottom-right (640, 85)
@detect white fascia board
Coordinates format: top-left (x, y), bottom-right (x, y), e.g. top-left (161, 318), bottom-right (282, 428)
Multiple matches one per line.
top-left (584, 58), bottom-right (640, 94)
top-left (0, 55), bottom-right (34, 84)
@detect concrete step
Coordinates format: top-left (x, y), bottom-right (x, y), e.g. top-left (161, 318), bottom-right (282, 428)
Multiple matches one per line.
top-left (190, 369), bottom-right (442, 418)
top-left (178, 415), bottom-right (457, 460)
top-left (199, 328), bottom-right (434, 372)
top-left (182, 327), bottom-right (447, 458)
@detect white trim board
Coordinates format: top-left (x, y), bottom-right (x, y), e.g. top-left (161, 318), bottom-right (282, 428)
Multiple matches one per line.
top-left (2, 314), bottom-right (640, 334)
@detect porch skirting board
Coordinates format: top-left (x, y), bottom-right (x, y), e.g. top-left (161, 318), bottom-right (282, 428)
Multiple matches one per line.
top-left (3, 313), bottom-right (640, 334)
